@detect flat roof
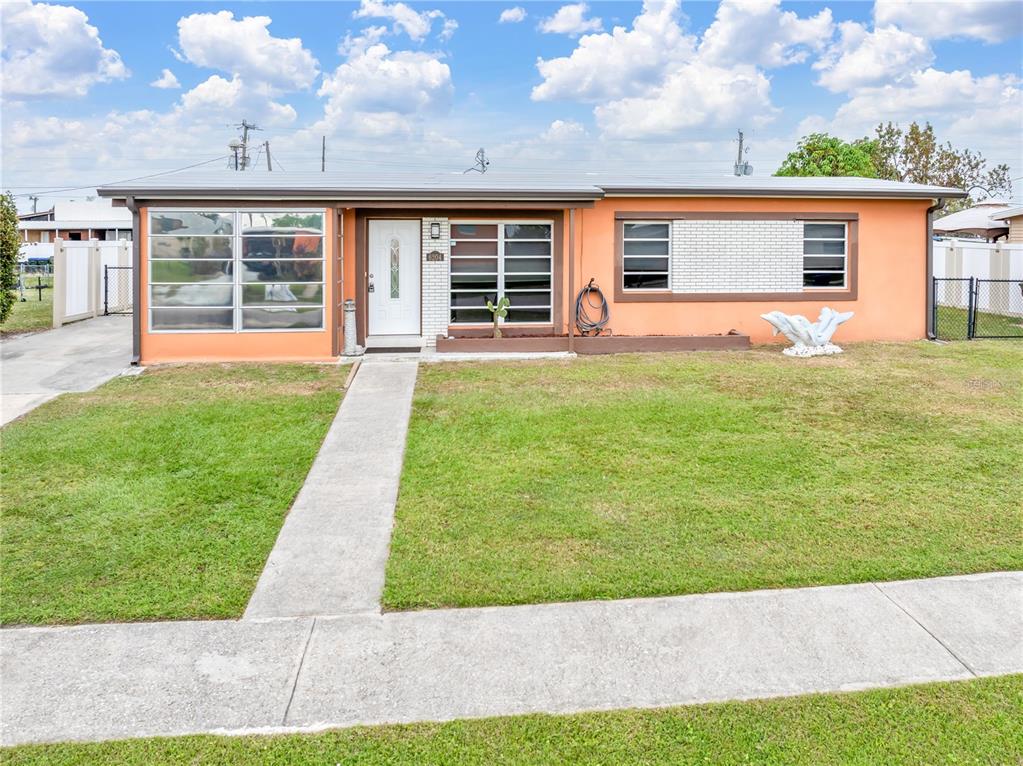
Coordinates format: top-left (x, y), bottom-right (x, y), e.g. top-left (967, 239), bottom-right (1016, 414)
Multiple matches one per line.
top-left (97, 170), bottom-right (967, 202)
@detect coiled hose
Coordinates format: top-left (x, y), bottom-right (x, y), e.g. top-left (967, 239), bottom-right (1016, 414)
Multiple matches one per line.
top-left (575, 278), bottom-right (610, 335)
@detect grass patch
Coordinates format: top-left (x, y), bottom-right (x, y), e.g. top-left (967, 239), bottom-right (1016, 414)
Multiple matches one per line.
top-left (936, 304), bottom-right (1023, 340)
top-left (2, 275), bottom-right (53, 336)
top-left (0, 363), bottom-right (347, 625)
top-left (384, 342), bottom-right (1023, 609)
top-left (4, 675), bottom-right (1021, 764)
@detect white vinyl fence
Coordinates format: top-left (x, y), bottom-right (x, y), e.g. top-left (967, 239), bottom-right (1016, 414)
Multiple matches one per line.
top-left (932, 239), bottom-right (1023, 314)
top-left (52, 238), bottom-right (132, 327)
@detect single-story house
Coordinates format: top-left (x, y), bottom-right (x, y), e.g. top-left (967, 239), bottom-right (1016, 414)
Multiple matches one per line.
top-left (96, 172), bottom-right (965, 364)
top-left (933, 199), bottom-right (1013, 242)
top-left (990, 206), bottom-right (1023, 243)
top-left (18, 199), bottom-right (133, 244)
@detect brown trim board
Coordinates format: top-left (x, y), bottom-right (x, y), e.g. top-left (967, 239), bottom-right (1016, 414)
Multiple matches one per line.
top-left (613, 211), bottom-right (859, 303)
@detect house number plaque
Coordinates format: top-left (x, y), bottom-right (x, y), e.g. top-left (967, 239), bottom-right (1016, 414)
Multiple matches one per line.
top-left (426, 250), bottom-right (445, 262)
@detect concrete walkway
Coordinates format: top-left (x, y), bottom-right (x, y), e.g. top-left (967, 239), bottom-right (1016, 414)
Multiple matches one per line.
top-left (2, 571), bottom-right (1020, 745)
top-left (1, 315), bottom-right (133, 425)
top-left (244, 360), bottom-right (419, 619)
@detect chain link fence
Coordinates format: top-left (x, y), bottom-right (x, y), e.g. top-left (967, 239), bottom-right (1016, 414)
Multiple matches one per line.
top-left (103, 265), bottom-right (133, 315)
top-left (933, 277), bottom-right (1023, 340)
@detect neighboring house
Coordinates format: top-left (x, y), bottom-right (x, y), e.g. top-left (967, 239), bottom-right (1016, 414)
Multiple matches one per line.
top-left (990, 207), bottom-right (1023, 243)
top-left (18, 200), bottom-right (133, 245)
top-left (97, 172), bottom-right (965, 364)
top-left (932, 199), bottom-right (1012, 242)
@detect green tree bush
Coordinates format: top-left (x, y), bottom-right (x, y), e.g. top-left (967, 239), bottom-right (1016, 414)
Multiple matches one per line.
top-left (0, 192), bottom-right (20, 325)
top-left (775, 133), bottom-right (878, 178)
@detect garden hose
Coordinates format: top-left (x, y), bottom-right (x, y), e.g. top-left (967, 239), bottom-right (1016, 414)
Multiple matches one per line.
top-left (575, 278), bottom-right (610, 335)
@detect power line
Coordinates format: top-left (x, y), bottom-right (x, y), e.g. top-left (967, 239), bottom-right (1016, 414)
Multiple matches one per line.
top-left (10, 156), bottom-right (227, 197)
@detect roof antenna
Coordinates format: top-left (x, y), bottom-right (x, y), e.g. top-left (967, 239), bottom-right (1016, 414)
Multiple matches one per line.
top-left (733, 130), bottom-right (753, 177)
top-left (463, 148), bottom-right (490, 174)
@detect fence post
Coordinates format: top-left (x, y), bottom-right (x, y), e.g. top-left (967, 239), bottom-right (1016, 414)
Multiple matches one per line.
top-left (89, 240), bottom-right (102, 319)
top-left (930, 277), bottom-right (938, 339)
top-left (966, 276), bottom-right (976, 339)
top-left (52, 238), bottom-right (66, 329)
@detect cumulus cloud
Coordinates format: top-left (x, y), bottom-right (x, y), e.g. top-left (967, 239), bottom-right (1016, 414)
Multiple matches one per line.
top-left (542, 119), bottom-right (588, 143)
top-left (595, 62), bottom-right (776, 139)
top-left (176, 11), bottom-right (319, 92)
top-left (814, 22), bottom-right (933, 92)
top-left (699, 0), bottom-right (833, 68)
top-left (531, 0), bottom-right (833, 139)
top-left (499, 7), bottom-right (527, 24)
top-left (150, 68), bottom-right (181, 89)
top-left (874, 0), bottom-right (1023, 44)
top-left (353, 0), bottom-right (452, 42)
top-left (533, 0), bottom-right (694, 103)
top-left (538, 3), bottom-right (603, 36)
top-left (1, 1), bottom-right (128, 99)
top-left (314, 42), bottom-right (453, 137)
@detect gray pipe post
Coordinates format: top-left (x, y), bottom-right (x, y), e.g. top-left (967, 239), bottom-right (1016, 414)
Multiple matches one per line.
top-left (343, 299), bottom-right (360, 356)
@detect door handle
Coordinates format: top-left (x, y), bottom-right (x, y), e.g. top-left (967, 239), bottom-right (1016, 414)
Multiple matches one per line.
top-left (368, 272), bottom-right (374, 293)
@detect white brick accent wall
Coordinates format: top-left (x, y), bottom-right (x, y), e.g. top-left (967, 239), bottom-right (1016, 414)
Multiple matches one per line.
top-left (421, 217), bottom-right (450, 345)
top-left (671, 219), bottom-right (804, 293)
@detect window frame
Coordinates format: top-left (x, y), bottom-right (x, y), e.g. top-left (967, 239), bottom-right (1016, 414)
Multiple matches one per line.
top-left (147, 208), bottom-right (327, 334)
top-left (448, 219), bottom-right (554, 325)
top-left (621, 220), bottom-right (671, 292)
top-left (801, 221), bottom-right (847, 290)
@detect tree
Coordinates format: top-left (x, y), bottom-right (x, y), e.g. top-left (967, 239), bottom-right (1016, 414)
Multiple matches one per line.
top-left (866, 121), bottom-right (1011, 209)
top-left (775, 133), bottom-right (878, 178)
top-left (0, 192), bottom-right (19, 325)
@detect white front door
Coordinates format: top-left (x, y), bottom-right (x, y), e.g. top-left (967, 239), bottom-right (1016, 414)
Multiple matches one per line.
top-left (368, 219), bottom-right (421, 336)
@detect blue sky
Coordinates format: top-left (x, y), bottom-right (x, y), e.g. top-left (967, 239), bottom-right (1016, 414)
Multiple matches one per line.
top-left (2, 0), bottom-right (1021, 208)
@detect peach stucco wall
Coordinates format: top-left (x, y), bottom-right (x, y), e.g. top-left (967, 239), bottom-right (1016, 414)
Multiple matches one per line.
top-left (575, 197), bottom-right (931, 343)
top-left (138, 205), bottom-right (337, 364)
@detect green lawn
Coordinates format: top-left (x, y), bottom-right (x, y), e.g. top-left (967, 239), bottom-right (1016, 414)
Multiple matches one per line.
top-left (5, 675), bottom-right (1021, 765)
top-left (935, 304), bottom-right (1023, 340)
top-left (384, 342), bottom-right (1023, 610)
top-left (2, 275), bottom-right (53, 336)
top-left (0, 364), bottom-right (347, 625)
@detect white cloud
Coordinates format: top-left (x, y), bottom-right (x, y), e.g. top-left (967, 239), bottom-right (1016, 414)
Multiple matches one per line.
top-left (538, 3), bottom-right (603, 36)
top-left (150, 68), bottom-right (181, 89)
top-left (699, 0), bottom-right (833, 68)
top-left (0, 1), bottom-right (128, 99)
top-left (176, 11), bottom-right (318, 92)
top-left (353, 0), bottom-right (450, 42)
top-left (595, 62), bottom-right (776, 139)
top-left (440, 19), bottom-right (459, 42)
top-left (542, 119), bottom-right (588, 143)
top-left (314, 42), bottom-right (453, 137)
top-left (499, 7), bottom-right (527, 24)
top-left (814, 22), bottom-right (933, 92)
top-left (874, 0), bottom-right (1023, 44)
top-left (533, 0), bottom-right (694, 103)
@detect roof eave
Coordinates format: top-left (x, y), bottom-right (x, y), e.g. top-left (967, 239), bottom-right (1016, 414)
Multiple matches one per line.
top-left (97, 187), bottom-right (603, 202)
top-left (598, 187), bottom-right (968, 199)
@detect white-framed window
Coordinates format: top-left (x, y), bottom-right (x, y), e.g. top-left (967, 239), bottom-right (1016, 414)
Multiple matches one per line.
top-left (148, 209), bottom-right (325, 332)
top-left (622, 221), bottom-right (670, 290)
top-left (802, 222), bottom-right (847, 288)
top-left (449, 221), bottom-right (552, 324)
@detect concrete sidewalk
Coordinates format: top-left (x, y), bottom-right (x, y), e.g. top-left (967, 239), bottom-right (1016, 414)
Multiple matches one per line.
top-left (244, 360), bottom-right (419, 619)
top-left (1, 315), bottom-right (133, 425)
top-left (3, 571), bottom-right (1020, 745)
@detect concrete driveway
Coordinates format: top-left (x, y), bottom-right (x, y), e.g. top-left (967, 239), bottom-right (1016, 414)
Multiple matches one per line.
top-left (1, 316), bottom-right (133, 426)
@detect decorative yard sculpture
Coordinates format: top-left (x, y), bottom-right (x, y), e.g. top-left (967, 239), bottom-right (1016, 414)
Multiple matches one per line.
top-left (760, 307), bottom-right (854, 357)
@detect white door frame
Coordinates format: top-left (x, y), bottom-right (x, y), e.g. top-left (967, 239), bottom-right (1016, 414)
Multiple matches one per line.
top-left (367, 219), bottom-right (421, 337)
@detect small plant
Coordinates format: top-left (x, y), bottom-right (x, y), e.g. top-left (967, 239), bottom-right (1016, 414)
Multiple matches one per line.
top-left (486, 296), bottom-right (511, 338)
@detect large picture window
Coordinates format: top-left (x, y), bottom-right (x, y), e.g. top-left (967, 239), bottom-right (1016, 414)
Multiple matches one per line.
top-left (148, 209), bottom-right (325, 332)
top-left (802, 222), bottom-right (847, 288)
top-left (449, 221), bottom-right (552, 324)
top-left (622, 222), bottom-right (670, 290)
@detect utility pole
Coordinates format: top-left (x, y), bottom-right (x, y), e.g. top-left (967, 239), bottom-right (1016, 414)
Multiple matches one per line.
top-left (29, 195), bottom-right (39, 213)
top-left (265, 141), bottom-right (272, 171)
top-left (321, 136), bottom-right (326, 172)
top-left (229, 120), bottom-right (261, 170)
top-left (733, 130), bottom-right (753, 176)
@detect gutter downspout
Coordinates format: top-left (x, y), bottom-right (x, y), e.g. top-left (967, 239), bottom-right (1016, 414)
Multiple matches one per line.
top-left (125, 195), bottom-right (142, 365)
top-left (568, 208), bottom-right (576, 354)
top-left (925, 198), bottom-right (946, 340)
